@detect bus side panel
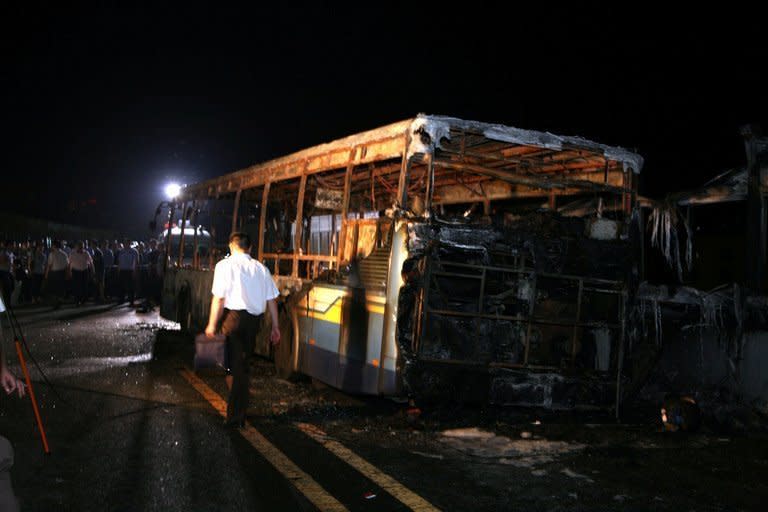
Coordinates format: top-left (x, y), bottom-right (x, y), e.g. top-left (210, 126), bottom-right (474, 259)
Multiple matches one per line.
top-left (336, 293), bottom-right (386, 395)
top-left (297, 286), bottom-right (343, 387)
top-left (296, 286), bottom-right (391, 395)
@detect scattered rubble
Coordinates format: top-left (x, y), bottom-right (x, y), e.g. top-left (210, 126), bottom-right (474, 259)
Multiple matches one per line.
top-left (441, 427), bottom-right (585, 468)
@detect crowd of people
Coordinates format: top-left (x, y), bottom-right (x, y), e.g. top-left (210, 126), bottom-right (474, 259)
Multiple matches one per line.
top-left (0, 238), bottom-right (166, 311)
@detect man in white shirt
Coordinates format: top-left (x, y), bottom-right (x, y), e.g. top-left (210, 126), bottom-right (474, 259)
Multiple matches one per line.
top-left (69, 241), bottom-right (94, 306)
top-left (44, 241), bottom-right (69, 309)
top-left (205, 232), bottom-right (280, 427)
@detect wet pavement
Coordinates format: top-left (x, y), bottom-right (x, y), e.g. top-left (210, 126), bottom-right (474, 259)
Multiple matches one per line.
top-left (1, 303), bottom-right (767, 511)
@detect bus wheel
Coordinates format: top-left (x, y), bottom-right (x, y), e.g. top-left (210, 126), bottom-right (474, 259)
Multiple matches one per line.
top-left (176, 289), bottom-right (191, 333)
top-left (273, 304), bottom-right (298, 380)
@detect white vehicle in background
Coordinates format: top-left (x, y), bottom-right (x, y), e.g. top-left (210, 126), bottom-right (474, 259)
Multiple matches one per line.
top-left (159, 225), bottom-right (212, 268)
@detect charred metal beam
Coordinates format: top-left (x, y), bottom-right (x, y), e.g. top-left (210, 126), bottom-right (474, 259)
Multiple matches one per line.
top-left (397, 135), bottom-right (412, 209)
top-left (433, 159), bottom-right (629, 195)
top-left (336, 155), bottom-right (354, 268)
top-left (292, 170), bottom-right (308, 278)
top-left (177, 201), bottom-right (188, 268)
top-left (257, 182), bottom-right (270, 261)
top-left (741, 124), bottom-right (768, 292)
top-left (191, 203), bottom-right (199, 269)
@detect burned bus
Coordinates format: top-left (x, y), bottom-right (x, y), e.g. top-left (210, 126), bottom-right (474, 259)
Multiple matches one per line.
top-left (159, 114), bottom-right (645, 409)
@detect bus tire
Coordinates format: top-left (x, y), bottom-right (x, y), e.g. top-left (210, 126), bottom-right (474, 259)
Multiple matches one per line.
top-left (176, 288), bottom-right (192, 333)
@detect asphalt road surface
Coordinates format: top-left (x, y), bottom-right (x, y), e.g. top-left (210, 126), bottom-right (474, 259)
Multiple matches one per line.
top-left (1, 304), bottom-right (767, 511)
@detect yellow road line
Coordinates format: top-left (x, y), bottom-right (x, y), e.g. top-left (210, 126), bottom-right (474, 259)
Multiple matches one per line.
top-left (296, 422), bottom-right (441, 512)
top-left (178, 368), bottom-right (348, 512)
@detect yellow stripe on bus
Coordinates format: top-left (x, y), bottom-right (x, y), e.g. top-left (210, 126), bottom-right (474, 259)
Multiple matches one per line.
top-left (296, 422), bottom-right (441, 512)
top-left (367, 304), bottom-right (385, 314)
top-left (178, 369), bottom-right (349, 512)
top-left (303, 304), bottom-right (384, 324)
top-left (304, 305), bottom-right (343, 324)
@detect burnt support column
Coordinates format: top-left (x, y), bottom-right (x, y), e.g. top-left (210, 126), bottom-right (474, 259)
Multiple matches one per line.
top-left (396, 135), bottom-right (412, 210)
top-left (741, 125), bottom-right (768, 293)
top-left (177, 201), bottom-right (188, 268)
top-left (163, 203), bottom-right (174, 273)
top-left (257, 182), bottom-right (270, 261)
top-left (336, 153), bottom-right (354, 268)
top-left (231, 187), bottom-right (242, 234)
top-left (293, 172), bottom-right (307, 278)
top-left (191, 203), bottom-right (199, 269)
top-left (423, 152), bottom-right (435, 216)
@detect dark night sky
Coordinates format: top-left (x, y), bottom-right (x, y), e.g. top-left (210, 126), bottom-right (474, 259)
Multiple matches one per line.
top-left (2, 3), bottom-right (766, 236)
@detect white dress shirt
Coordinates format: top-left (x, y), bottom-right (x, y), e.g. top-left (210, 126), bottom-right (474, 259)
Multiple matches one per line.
top-left (47, 249), bottom-right (69, 272)
top-left (211, 252), bottom-right (279, 315)
top-left (69, 250), bottom-right (93, 271)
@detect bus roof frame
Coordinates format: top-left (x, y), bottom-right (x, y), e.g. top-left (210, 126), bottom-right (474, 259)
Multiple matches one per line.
top-left (176, 114), bottom-right (644, 203)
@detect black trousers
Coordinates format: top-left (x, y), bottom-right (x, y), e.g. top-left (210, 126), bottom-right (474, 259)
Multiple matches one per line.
top-left (30, 273), bottom-right (44, 299)
top-left (219, 308), bottom-right (262, 422)
top-left (71, 269), bottom-right (88, 304)
top-left (118, 270), bottom-right (135, 304)
top-left (0, 271), bottom-right (13, 306)
top-left (46, 270), bottom-right (66, 304)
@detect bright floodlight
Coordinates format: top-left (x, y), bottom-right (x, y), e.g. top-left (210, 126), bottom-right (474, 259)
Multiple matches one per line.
top-left (165, 182), bottom-right (181, 200)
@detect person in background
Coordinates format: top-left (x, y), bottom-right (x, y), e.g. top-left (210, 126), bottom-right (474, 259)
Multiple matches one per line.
top-left (137, 241), bottom-right (148, 302)
top-left (111, 240), bottom-right (121, 263)
top-left (90, 240), bottom-right (104, 302)
top-left (44, 240), bottom-right (69, 309)
top-left (205, 232), bottom-right (281, 427)
top-left (69, 241), bottom-right (93, 306)
top-left (117, 239), bottom-right (139, 306)
top-left (137, 239), bottom-right (161, 313)
top-left (0, 241), bottom-right (15, 306)
top-left (101, 240), bottom-right (115, 300)
top-left (29, 242), bottom-right (46, 304)
top-left (12, 258), bottom-right (29, 305)
top-left (18, 241), bottom-right (33, 304)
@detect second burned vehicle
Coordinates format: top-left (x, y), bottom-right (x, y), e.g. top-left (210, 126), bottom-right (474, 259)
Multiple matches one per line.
top-left (158, 114), bottom-right (648, 410)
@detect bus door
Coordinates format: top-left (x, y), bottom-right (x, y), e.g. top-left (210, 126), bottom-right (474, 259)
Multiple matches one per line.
top-left (297, 216), bottom-right (392, 394)
top-left (337, 216), bottom-right (392, 394)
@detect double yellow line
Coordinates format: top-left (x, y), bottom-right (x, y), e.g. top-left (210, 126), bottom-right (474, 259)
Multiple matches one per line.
top-left (179, 368), bottom-right (440, 512)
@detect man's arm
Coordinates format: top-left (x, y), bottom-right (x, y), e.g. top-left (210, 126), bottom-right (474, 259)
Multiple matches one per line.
top-left (267, 298), bottom-right (280, 345)
top-left (205, 296), bottom-right (225, 337)
top-left (1, 344), bottom-right (25, 398)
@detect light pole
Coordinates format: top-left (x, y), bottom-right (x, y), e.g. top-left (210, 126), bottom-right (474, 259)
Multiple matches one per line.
top-left (162, 183), bottom-right (181, 273)
top-left (164, 183), bottom-right (181, 201)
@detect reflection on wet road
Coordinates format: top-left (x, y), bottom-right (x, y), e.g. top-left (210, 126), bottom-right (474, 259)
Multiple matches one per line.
top-left (2, 305), bottom-right (437, 511)
top-left (2, 304), bottom-right (767, 511)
